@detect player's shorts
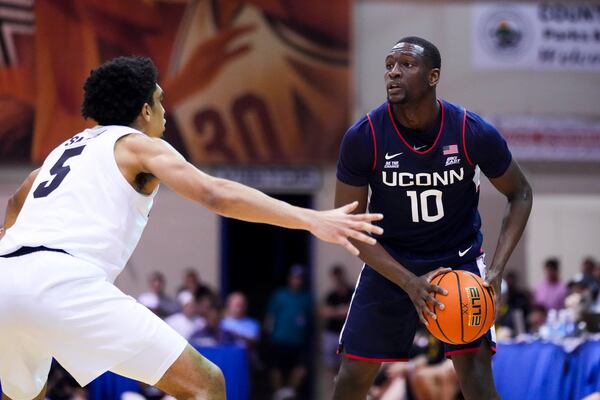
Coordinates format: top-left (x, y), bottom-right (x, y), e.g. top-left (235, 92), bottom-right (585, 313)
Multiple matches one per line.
top-left (337, 255), bottom-right (496, 362)
top-left (0, 248), bottom-right (187, 400)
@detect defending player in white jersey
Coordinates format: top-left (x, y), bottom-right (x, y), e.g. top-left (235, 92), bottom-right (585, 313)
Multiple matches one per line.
top-left (0, 56), bottom-right (383, 400)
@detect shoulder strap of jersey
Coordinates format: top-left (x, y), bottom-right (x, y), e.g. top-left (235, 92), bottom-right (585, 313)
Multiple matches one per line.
top-left (366, 113), bottom-right (377, 172)
top-left (461, 108), bottom-right (475, 167)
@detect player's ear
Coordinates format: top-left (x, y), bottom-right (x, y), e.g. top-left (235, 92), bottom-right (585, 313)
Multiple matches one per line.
top-left (429, 68), bottom-right (440, 87)
top-left (141, 103), bottom-right (152, 122)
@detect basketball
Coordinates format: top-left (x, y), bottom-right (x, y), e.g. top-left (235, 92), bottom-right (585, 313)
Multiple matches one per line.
top-left (425, 270), bottom-right (496, 345)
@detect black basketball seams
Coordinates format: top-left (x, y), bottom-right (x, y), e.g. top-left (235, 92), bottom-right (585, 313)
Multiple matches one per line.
top-left (472, 274), bottom-right (489, 341)
top-left (433, 272), bottom-right (455, 344)
top-left (453, 271), bottom-right (465, 344)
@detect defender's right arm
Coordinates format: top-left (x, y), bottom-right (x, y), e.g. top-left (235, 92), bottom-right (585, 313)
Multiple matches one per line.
top-left (118, 133), bottom-right (383, 256)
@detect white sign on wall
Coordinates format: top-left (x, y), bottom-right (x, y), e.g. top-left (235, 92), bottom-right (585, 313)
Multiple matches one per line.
top-left (472, 2), bottom-right (600, 70)
top-left (489, 115), bottom-right (600, 161)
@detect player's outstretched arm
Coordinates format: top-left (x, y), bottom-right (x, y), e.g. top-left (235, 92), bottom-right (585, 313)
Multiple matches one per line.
top-left (1, 168), bottom-right (39, 237)
top-left (119, 134), bottom-right (383, 256)
top-left (335, 179), bottom-right (447, 325)
top-left (483, 160), bottom-right (533, 304)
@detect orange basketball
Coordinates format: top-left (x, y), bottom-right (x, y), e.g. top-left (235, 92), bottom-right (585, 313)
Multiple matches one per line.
top-left (424, 270), bottom-right (495, 345)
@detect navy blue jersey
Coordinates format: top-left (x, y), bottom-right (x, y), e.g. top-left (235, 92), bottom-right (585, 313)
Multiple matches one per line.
top-left (337, 99), bottom-right (512, 273)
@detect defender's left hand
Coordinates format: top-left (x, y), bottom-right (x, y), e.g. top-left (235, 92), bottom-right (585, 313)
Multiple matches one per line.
top-left (310, 201), bottom-right (383, 256)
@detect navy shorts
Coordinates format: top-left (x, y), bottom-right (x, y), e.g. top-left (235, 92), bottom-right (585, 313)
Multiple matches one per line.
top-left (338, 256), bottom-right (496, 362)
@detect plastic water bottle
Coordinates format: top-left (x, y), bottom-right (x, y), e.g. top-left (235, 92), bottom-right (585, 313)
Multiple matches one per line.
top-left (543, 309), bottom-right (559, 340)
top-left (557, 309), bottom-right (568, 338)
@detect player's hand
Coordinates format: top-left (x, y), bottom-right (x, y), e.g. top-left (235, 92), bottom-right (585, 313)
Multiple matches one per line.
top-left (406, 267), bottom-right (450, 326)
top-left (310, 201), bottom-right (383, 256)
top-left (0, 227), bottom-right (4, 240)
top-left (483, 270), bottom-right (502, 321)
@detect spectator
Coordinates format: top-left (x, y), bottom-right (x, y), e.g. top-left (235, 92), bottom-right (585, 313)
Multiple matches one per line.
top-left (593, 263), bottom-right (600, 306)
top-left (580, 257), bottom-right (598, 299)
top-left (46, 360), bottom-right (84, 400)
top-left (565, 277), bottom-right (593, 322)
top-left (190, 304), bottom-right (235, 347)
top-left (164, 291), bottom-right (206, 340)
top-left (534, 258), bottom-right (568, 311)
top-left (221, 291), bottom-right (261, 347)
top-left (265, 264), bottom-right (313, 400)
top-left (527, 304), bottom-right (548, 335)
top-left (505, 271), bottom-right (531, 316)
top-left (320, 264), bottom-right (353, 378)
top-left (497, 271), bottom-right (530, 336)
top-left (177, 268), bottom-right (213, 299)
top-left (196, 289), bottom-right (219, 320)
top-left (137, 271), bottom-right (180, 318)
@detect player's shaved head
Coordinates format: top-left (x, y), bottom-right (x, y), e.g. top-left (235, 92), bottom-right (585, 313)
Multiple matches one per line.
top-left (393, 36), bottom-right (441, 70)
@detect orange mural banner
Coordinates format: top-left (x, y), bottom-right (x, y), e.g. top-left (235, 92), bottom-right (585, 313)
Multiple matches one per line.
top-left (0, 0), bottom-right (350, 164)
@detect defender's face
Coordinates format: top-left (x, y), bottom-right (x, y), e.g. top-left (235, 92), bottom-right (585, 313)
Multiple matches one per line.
top-left (147, 84), bottom-right (166, 138)
top-left (384, 42), bottom-right (432, 104)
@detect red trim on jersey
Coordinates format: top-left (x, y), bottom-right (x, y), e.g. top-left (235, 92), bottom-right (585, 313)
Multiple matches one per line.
top-left (344, 353), bottom-right (410, 363)
top-left (387, 99), bottom-right (445, 155)
top-left (445, 345), bottom-right (497, 358)
top-left (366, 113), bottom-right (377, 171)
top-left (462, 109), bottom-right (474, 167)
top-left (445, 348), bottom-right (480, 357)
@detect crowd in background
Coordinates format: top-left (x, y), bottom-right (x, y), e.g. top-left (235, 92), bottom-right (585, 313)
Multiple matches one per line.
top-left (131, 265), bottom-right (315, 400)
top-left (42, 256), bottom-right (600, 400)
top-left (497, 256), bottom-right (600, 341)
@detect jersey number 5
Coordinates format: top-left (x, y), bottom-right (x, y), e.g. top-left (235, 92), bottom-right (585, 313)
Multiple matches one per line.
top-left (33, 146), bottom-right (86, 198)
top-left (407, 190), bottom-right (444, 223)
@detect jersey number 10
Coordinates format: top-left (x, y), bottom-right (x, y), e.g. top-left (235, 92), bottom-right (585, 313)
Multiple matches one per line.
top-left (406, 190), bottom-right (444, 223)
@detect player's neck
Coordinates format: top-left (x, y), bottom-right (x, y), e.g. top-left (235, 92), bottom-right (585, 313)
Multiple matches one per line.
top-left (391, 96), bottom-right (439, 131)
top-left (130, 120), bottom-right (147, 134)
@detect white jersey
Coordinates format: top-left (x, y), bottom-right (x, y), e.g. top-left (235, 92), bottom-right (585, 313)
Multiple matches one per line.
top-left (0, 125), bottom-right (156, 282)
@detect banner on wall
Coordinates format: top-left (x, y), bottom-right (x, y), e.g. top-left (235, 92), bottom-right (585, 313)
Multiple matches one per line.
top-left (490, 115), bottom-right (600, 161)
top-left (472, 2), bottom-right (600, 70)
top-left (0, 0), bottom-right (350, 164)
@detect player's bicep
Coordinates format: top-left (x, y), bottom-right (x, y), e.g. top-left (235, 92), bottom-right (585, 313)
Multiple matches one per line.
top-left (488, 160), bottom-right (531, 200)
top-left (335, 179), bottom-right (368, 213)
top-left (129, 135), bottom-right (216, 203)
top-left (466, 113), bottom-right (512, 179)
top-left (138, 137), bottom-right (187, 176)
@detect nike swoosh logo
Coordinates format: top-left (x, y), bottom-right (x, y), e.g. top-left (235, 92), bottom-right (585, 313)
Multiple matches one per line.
top-left (458, 246), bottom-right (473, 257)
top-left (413, 145), bottom-right (428, 151)
top-left (385, 152), bottom-right (403, 160)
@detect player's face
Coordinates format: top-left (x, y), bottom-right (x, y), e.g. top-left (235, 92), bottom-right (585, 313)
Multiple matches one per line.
top-left (147, 85), bottom-right (167, 138)
top-left (384, 43), bottom-right (437, 105)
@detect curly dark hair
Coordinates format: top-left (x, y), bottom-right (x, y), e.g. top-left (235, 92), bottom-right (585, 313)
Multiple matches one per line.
top-left (81, 56), bottom-right (158, 126)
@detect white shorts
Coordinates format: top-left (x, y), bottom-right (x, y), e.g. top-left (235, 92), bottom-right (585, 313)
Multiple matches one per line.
top-left (0, 250), bottom-right (187, 400)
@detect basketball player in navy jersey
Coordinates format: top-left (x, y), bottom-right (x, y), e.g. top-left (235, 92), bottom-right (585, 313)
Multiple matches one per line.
top-left (333, 37), bottom-right (532, 399)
